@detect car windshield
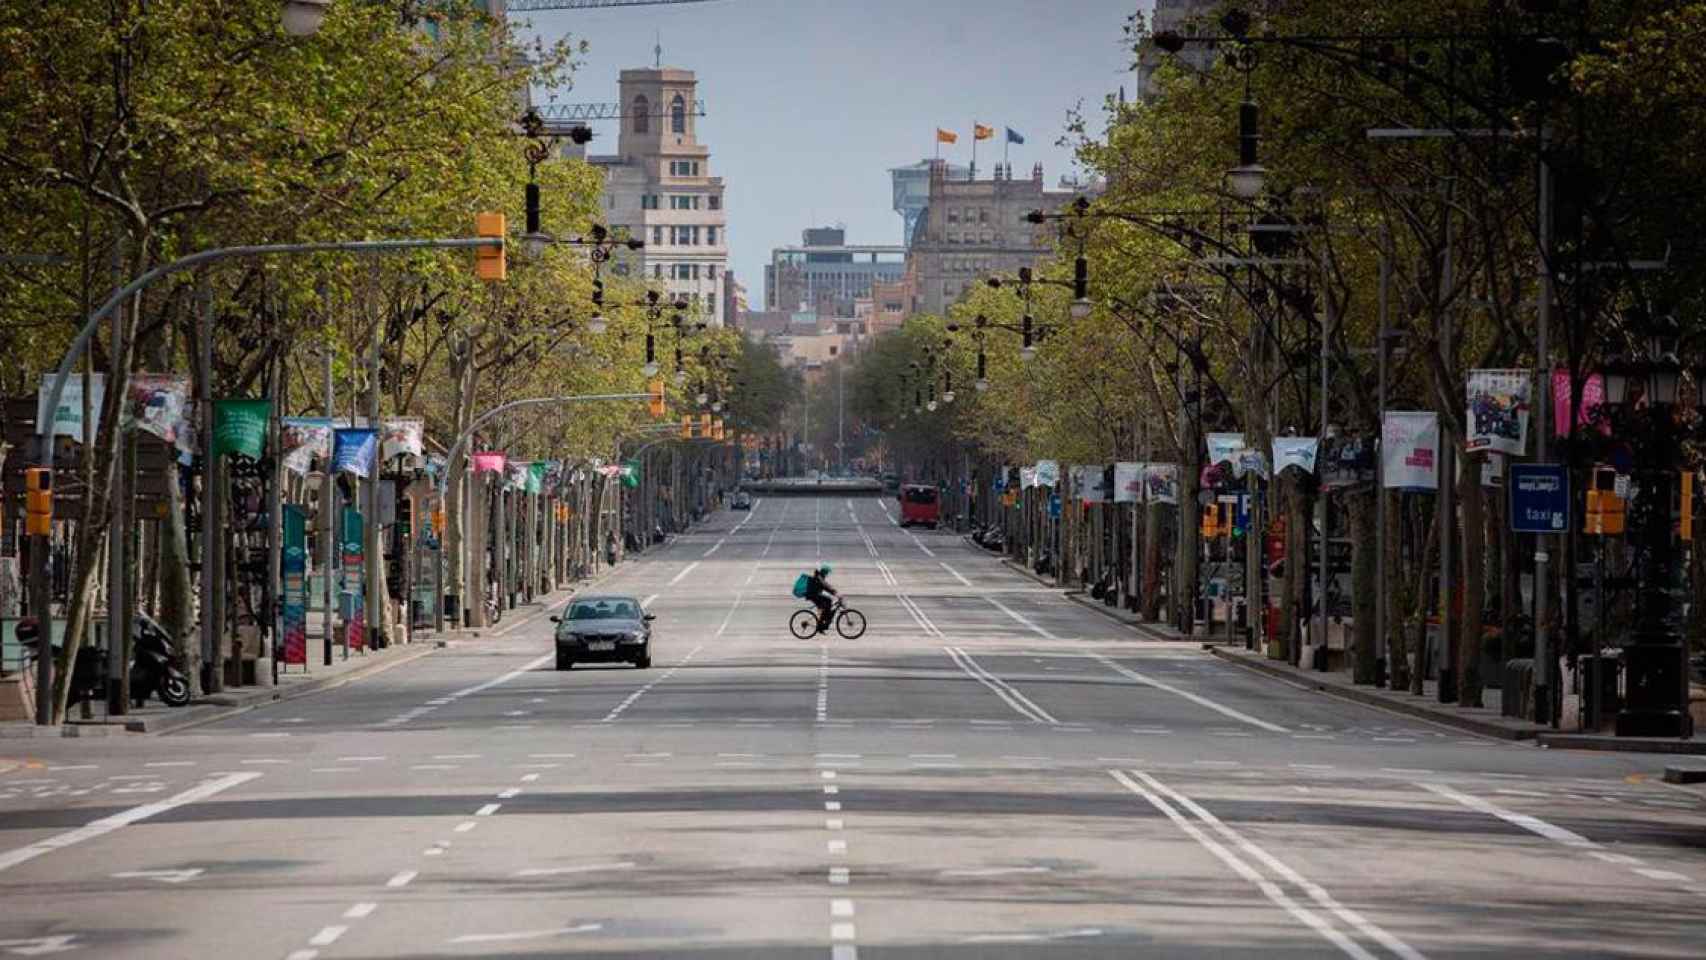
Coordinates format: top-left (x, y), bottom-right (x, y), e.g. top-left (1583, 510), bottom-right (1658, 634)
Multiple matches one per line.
top-left (568, 601), bottom-right (637, 620)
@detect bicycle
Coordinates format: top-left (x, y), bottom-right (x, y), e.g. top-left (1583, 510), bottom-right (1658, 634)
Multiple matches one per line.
top-left (790, 597), bottom-right (866, 640)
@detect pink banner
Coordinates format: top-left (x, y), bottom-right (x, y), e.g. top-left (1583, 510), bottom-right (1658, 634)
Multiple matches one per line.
top-left (1552, 370), bottom-right (1607, 437)
top-left (471, 452), bottom-right (507, 474)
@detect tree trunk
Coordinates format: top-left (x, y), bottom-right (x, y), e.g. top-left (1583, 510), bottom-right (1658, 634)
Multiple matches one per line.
top-left (1459, 455), bottom-right (1486, 707)
top-left (1385, 489), bottom-right (1410, 691)
top-left (1350, 489), bottom-right (1377, 684)
top-left (1278, 477), bottom-right (1304, 662)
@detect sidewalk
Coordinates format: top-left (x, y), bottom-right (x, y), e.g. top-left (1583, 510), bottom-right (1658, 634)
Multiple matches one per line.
top-left (994, 555), bottom-right (1192, 643)
top-left (1209, 645), bottom-right (1549, 741)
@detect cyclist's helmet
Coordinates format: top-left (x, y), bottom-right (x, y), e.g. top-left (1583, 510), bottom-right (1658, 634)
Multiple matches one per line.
top-left (818, 564), bottom-right (833, 575)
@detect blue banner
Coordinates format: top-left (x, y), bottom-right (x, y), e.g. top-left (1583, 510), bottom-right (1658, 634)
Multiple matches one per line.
top-left (332, 428), bottom-right (377, 478)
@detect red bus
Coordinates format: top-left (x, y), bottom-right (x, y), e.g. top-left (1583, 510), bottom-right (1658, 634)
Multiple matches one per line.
top-left (898, 484), bottom-right (940, 529)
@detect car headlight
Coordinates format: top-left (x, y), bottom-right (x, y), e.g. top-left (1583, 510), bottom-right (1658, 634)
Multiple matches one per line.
top-left (620, 632), bottom-right (644, 643)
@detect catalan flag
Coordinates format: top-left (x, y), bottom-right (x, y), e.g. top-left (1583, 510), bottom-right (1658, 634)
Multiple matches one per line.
top-left (974, 123), bottom-right (995, 140)
top-left (936, 128), bottom-right (959, 144)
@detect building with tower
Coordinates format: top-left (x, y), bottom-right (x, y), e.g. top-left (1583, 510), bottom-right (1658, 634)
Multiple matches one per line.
top-left (578, 66), bottom-right (730, 326)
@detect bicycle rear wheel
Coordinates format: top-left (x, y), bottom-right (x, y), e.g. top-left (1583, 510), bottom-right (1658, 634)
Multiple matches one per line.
top-left (789, 609), bottom-right (819, 639)
top-left (835, 608), bottom-right (867, 639)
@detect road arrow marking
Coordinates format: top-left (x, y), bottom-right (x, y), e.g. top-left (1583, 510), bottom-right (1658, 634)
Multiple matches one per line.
top-left (111, 868), bottom-right (204, 884)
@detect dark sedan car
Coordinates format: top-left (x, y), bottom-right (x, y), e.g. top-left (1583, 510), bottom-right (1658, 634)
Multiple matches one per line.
top-left (551, 594), bottom-right (653, 670)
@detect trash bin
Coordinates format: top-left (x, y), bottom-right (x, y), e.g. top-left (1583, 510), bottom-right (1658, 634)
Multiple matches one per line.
top-left (1580, 654), bottom-right (1621, 725)
top-left (1501, 659), bottom-right (1534, 718)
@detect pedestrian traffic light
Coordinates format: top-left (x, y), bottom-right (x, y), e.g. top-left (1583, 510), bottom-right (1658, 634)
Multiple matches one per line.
top-left (24, 468), bottom-right (51, 536)
top-left (475, 211), bottom-right (506, 282)
top-left (647, 379), bottom-right (666, 419)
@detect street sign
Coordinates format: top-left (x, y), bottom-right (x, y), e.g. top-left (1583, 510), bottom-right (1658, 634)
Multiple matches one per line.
top-left (1510, 463), bottom-right (1570, 533)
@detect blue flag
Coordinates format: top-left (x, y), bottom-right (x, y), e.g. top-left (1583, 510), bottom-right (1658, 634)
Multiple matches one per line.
top-left (332, 428), bottom-right (377, 478)
top-left (1006, 127), bottom-right (1025, 145)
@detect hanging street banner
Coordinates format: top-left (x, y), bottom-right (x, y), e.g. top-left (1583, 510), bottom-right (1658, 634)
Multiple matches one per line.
top-left (340, 507), bottom-right (366, 651)
top-left (1466, 369), bottom-right (1531, 455)
top-left (121, 374), bottom-right (190, 446)
top-left (472, 452), bottom-right (507, 474)
top-left (504, 462), bottom-right (529, 491)
top-left (526, 461), bottom-right (546, 494)
top-left (620, 461), bottom-right (640, 488)
top-left (1144, 463), bottom-right (1180, 504)
top-left (332, 428), bottom-right (377, 478)
top-left (281, 504), bottom-right (309, 665)
top-left (1552, 369), bottom-right (1608, 437)
top-left (280, 418), bottom-right (333, 475)
top-left (380, 418), bottom-right (424, 461)
top-left (212, 398), bottom-right (270, 459)
top-left (1382, 412), bottom-right (1440, 490)
top-left (1020, 466), bottom-right (1038, 489)
top-left (1272, 437), bottom-right (1320, 476)
top-left (1073, 465), bottom-right (1110, 503)
top-left (1231, 448), bottom-right (1271, 480)
top-left (1206, 433), bottom-right (1245, 466)
top-left (1033, 460), bottom-right (1060, 488)
top-left (1113, 462), bottom-right (1145, 503)
top-left (1510, 463), bottom-right (1570, 533)
top-left (36, 373), bottom-right (106, 443)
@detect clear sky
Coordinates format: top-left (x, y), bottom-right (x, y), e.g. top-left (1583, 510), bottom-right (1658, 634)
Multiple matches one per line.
top-left (514, 0), bottom-right (1147, 307)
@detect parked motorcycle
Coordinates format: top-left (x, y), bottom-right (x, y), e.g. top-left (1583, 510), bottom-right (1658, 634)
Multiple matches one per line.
top-left (16, 613), bottom-right (192, 710)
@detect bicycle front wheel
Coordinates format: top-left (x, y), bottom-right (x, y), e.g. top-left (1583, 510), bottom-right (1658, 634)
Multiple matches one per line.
top-left (789, 610), bottom-right (820, 639)
top-left (835, 608), bottom-right (867, 639)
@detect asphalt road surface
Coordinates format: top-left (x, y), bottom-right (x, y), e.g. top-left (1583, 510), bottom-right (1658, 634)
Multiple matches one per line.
top-left (3, 494), bottom-right (1704, 959)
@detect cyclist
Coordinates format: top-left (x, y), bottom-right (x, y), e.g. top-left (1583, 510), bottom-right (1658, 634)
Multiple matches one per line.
top-left (802, 563), bottom-right (839, 634)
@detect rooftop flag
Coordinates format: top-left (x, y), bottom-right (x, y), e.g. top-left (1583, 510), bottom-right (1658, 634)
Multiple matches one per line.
top-left (935, 128), bottom-right (958, 144)
top-left (974, 123), bottom-right (994, 140)
top-left (1006, 127), bottom-right (1025, 144)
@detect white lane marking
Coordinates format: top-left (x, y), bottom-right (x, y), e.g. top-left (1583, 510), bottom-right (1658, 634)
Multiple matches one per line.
top-left (941, 866), bottom-right (1053, 878)
top-left (344, 903), bottom-right (377, 920)
top-left (828, 867), bottom-right (850, 885)
top-left (984, 596), bottom-right (1061, 640)
top-left (0, 773), bottom-right (259, 874)
top-left (1139, 770), bottom-right (1427, 960)
top-left (896, 592), bottom-right (944, 637)
top-left (832, 899), bottom-right (855, 917)
top-left (1635, 868), bottom-right (1694, 882)
top-left (516, 862), bottom-right (637, 877)
top-left (47, 765), bottom-right (97, 771)
top-left (454, 821), bottom-right (478, 833)
top-left (445, 653), bottom-right (554, 702)
top-left (967, 928), bottom-right (1103, 944)
top-left (284, 950), bottom-right (317, 960)
top-left (144, 761), bottom-right (194, 768)
top-left (1420, 783), bottom-right (1595, 848)
top-left (450, 925), bottom-right (603, 944)
top-left (832, 922), bottom-right (857, 940)
top-left (529, 753), bottom-right (575, 759)
top-left (1090, 653), bottom-right (1288, 733)
top-left (939, 562), bottom-right (972, 587)
top-left (434, 754), bottom-right (480, 760)
top-left (668, 561), bottom-right (701, 586)
top-left (704, 540), bottom-right (724, 557)
top-left (601, 645), bottom-right (704, 722)
top-left (816, 644), bottom-right (831, 722)
top-left (498, 788), bottom-right (521, 799)
top-left (642, 593), bottom-right (659, 608)
top-left (520, 773), bottom-right (541, 783)
top-left (1110, 771), bottom-right (1383, 960)
top-left (337, 756), bottom-right (385, 763)
top-left (944, 646), bottom-right (1057, 724)
top-left (827, 840), bottom-right (848, 855)
top-left (386, 871), bottom-right (417, 888)
top-left (111, 868), bottom-right (204, 884)
top-left (1589, 851), bottom-right (1644, 866)
top-left (308, 926), bottom-right (347, 947)
top-left (833, 946), bottom-right (858, 960)
top-left (825, 801), bottom-right (842, 812)
top-left (474, 803), bottom-right (501, 817)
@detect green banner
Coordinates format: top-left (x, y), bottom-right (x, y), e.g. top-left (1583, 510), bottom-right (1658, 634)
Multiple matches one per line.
top-left (527, 461), bottom-right (545, 495)
top-left (212, 398), bottom-right (271, 459)
top-left (621, 460), bottom-right (640, 489)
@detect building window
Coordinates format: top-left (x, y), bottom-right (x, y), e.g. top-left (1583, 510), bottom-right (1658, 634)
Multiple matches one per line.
top-left (947, 209), bottom-right (959, 225)
top-left (980, 208), bottom-right (990, 224)
top-left (707, 226), bottom-right (718, 245)
top-left (708, 195), bottom-right (721, 210)
top-left (641, 194), bottom-right (658, 210)
top-left (653, 264), bottom-right (664, 279)
top-left (947, 231), bottom-right (959, 244)
top-left (652, 226), bottom-right (663, 246)
top-left (671, 94), bottom-right (687, 134)
top-left (707, 294), bottom-right (716, 315)
top-left (670, 195), bottom-right (698, 210)
top-left (633, 95), bottom-right (649, 134)
top-left (707, 265), bottom-right (718, 280)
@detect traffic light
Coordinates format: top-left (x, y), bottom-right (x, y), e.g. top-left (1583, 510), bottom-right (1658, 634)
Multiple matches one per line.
top-left (712, 419), bottom-right (725, 441)
top-left (680, 416), bottom-right (695, 440)
top-left (1200, 503), bottom-right (1221, 539)
top-left (24, 468), bottom-right (51, 536)
top-left (699, 413), bottom-right (712, 438)
top-left (475, 211), bottom-right (506, 282)
top-left (648, 379), bottom-right (666, 419)
top-left (1584, 466), bottom-right (1625, 536)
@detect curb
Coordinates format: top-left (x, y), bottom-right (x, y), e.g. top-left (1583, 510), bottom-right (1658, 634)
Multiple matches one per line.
top-left (1538, 734), bottom-right (1706, 755)
top-left (1065, 593), bottom-right (1192, 642)
top-left (150, 643), bottom-right (441, 735)
top-left (1208, 646), bottom-right (1543, 741)
top-left (1664, 765), bottom-right (1706, 783)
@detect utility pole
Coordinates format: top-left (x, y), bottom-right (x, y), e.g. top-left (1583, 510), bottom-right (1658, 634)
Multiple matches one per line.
top-left (1533, 134), bottom-right (1555, 724)
top-left (365, 300), bottom-right (384, 646)
top-left (199, 280), bottom-right (223, 694)
top-left (321, 296), bottom-right (336, 667)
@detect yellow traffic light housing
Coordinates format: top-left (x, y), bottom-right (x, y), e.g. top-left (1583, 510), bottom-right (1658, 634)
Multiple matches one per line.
top-left (712, 419), bottom-right (725, 441)
top-left (647, 379), bottom-right (667, 419)
top-left (680, 416), bottom-right (695, 440)
top-left (475, 211), bottom-right (506, 282)
top-left (24, 467), bottom-right (52, 536)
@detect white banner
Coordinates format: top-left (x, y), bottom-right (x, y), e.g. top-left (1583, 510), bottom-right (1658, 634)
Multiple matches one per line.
top-left (1143, 463), bottom-right (1179, 504)
top-left (37, 373), bottom-right (105, 443)
top-left (1272, 437), bottom-right (1320, 476)
top-left (1382, 412), bottom-right (1440, 490)
top-left (1073, 465), bottom-right (1112, 503)
top-left (380, 418), bottom-right (425, 460)
top-left (1020, 466), bottom-right (1038, 489)
top-left (1033, 459), bottom-right (1060, 488)
top-left (1113, 462), bottom-right (1144, 503)
top-left (1466, 369), bottom-right (1531, 456)
top-left (1206, 433), bottom-right (1245, 466)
